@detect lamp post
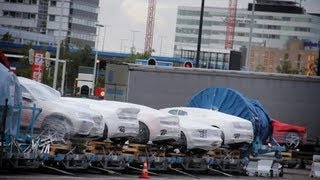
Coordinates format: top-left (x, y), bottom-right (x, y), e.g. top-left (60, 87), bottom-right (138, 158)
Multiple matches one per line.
top-left (247, 0), bottom-right (256, 71)
top-left (120, 38), bottom-right (128, 53)
top-left (130, 30), bottom-right (139, 52)
top-left (159, 35), bottom-right (167, 56)
top-left (102, 25), bottom-right (111, 51)
top-left (92, 23), bottom-right (104, 96)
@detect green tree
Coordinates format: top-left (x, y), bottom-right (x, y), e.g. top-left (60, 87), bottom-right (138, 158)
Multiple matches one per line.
top-left (125, 49), bottom-right (155, 63)
top-left (255, 63), bottom-right (265, 72)
top-left (276, 60), bottom-right (299, 74)
top-left (1, 32), bottom-right (14, 42)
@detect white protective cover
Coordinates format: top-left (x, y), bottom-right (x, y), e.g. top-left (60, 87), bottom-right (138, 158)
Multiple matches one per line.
top-left (161, 107), bottom-right (254, 145)
top-left (17, 77), bottom-right (104, 138)
top-left (61, 97), bottom-right (140, 140)
top-left (94, 101), bottom-right (181, 143)
top-left (173, 113), bottom-right (222, 150)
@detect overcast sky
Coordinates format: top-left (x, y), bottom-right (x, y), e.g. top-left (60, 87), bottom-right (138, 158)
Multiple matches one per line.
top-left (98, 0), bottom-right (320, 57)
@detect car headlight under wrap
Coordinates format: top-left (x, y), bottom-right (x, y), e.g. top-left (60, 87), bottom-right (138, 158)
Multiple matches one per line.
top-left (75, 112), bottom-right (92, 119)
top-left (117, 108), bottom-right (140, 119)
top-left (191, 129), bottom-right (207, 138)
top-left (232, 122), bottom-right (252, 130)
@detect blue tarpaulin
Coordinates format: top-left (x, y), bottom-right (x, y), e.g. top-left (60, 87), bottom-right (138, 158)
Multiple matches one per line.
top-left (187, 87), bottom-right (272, 142)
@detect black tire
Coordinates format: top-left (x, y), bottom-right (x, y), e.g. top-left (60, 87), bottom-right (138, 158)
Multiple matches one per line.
top-left (130, 122), bottom-right (150, 144)
top-left (284, 132), bottom-right (300, 150)
top-left (101, 124), bottom-right (108, 140)
top-left (173, 131), bottom-right (187, 153)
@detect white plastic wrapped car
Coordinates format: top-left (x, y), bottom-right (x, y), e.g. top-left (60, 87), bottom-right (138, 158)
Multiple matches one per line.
top-left (61, 97), bottom-right (140, 142)
top-left (88, 101), bottom-right (181, 144)
top-left (161, 107), bottom-right (254, 146)
top-left (18, 77), bottom-right (104, 143)
top-left (169, 113), bottom-right (223, 152)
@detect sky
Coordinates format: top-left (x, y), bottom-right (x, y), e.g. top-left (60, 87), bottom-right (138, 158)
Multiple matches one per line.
top-left (98, 0), bottom-right (320, 57)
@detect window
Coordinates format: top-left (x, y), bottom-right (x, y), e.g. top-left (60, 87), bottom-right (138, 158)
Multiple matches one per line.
top-left (177, 110), bottom-right (188, 116)
top-left (168, 110), bottom-right (178, 115)
top-left (49, 15), bottom-right (55, 21)
top-left (50, 0), bottom-right (56, 6)
top-left (284, 53), bottom-right (289, 60)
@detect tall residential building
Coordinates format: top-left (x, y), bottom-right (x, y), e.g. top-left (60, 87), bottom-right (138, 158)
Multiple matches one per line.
top-left (174, 0), bottom-right (320, 59)
top-left (0, 0), bottom-right (99, 48)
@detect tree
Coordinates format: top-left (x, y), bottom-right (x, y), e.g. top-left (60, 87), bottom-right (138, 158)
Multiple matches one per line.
top-left (255, 63), bottom-right (265, 72)
top-left (1, 32), bottom-right (14, 42)
top-left (276, 60), bottom-right (299, 74)
top-left (125, 49), bottom-right (155, 63)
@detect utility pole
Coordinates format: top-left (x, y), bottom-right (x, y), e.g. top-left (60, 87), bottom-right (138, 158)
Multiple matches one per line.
top-left (130, 30), bottom-right (139, 52)
top-left (53, 0), bottom-right (64, 89)
top-left (92, 24), bottom-right (104, 96)
top-left (159, 35), bottom-right (166, 56)
top-left (196, 0), bottom-right (205, 68)
top-left (247, 0), bottom-right (256, 71)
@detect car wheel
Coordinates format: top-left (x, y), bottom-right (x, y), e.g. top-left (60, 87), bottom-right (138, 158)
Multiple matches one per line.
top-left (130, 122), bottom-right (150, 144)
top-left (101, 124), bottom-right (108, 140)
top-left (173, 131), bottom-right (187, 153)
top-left (284, 132), bottom-right (300, 149)
top-left (41, 116), bottom-right (70, 144)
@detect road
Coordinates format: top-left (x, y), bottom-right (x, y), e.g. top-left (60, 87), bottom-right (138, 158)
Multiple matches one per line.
top-left (0, 167), bottom-right (312, 180)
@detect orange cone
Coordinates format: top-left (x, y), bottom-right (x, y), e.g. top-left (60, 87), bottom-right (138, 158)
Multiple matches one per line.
top-left (139, 159), bottom-right (150, 179)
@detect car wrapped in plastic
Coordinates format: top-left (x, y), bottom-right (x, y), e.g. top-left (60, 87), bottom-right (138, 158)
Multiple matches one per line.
top-left (18, 77), bottom-right (104, 143)
top-left (160, 109), bottom-right (222, 152)
top-left (61, 97), bottom-right (140, 142)
top-left (161, 107), bottom-right (254, 146)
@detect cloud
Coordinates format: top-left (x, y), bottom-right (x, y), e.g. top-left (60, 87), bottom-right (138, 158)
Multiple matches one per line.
top-left (120, 0), bottom-right (148, 26)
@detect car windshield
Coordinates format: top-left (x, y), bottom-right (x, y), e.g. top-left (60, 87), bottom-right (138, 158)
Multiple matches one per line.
top-left (23, 82), bottom-right (61, 100)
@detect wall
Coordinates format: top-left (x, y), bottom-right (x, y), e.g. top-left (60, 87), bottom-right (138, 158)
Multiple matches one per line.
top-left (124, 65), bottom-right (320, 139)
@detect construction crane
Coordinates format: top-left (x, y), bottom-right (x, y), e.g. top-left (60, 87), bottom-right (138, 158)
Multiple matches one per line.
top-left (144, 0), bottom-right (156, 53)
top-left (225, 0), bottom-right (238, 49)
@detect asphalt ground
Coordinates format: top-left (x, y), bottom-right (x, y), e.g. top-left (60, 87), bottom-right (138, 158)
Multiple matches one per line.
top-left (0, 167), bottom-right (313, 180)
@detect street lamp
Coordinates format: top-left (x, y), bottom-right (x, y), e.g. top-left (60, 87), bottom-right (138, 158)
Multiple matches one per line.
top-left (120, 38), bottom-right (128, 53)
top-left (130, 30), bottom-right (139, 52)
top-left (92, 23), bottom-right (104, 96)
top-left (159, 35), bottom-right (167, 56)
top-left (102, 25), bottom-right (111, 52)
top-left (246, 0), bottom-right (256, 71)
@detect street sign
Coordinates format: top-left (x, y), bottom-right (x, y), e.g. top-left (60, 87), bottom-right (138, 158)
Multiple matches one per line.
top-left (31, 51), bottom-right (44, 82)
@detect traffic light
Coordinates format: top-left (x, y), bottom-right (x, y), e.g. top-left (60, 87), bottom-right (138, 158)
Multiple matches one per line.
top-left (147, 58), bottom-right (156, 65)
top-left (45, 51), bottom-right (51, 68)
top-left (28, 48), bottom-right (34, 64)
top-left (184, 61), bottom-right (193, 68)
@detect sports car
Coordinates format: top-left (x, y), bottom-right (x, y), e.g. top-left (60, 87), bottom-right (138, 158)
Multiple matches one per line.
top-left (161, 107), bottom-right (254, 146)
top-left (272, 119), bottom-right (307, 149)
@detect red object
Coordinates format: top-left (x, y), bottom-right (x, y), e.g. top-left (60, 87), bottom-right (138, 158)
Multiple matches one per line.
top-left (225, 0), bottom-right (238, 49)
top-left (94, 87), bottom-right (105, 98)
top-left (0, 50), bottom-right (10, 69)
top-left (31, 51), bottom-right (44, 82)
top-left (184, 61), bottom-right (192, 68)
top-left (144, 0), bottom-right (156, 52)
top-left (139, 159), bottom-right (150, 179)
top-left (272, 119), bottom-right (307, 149)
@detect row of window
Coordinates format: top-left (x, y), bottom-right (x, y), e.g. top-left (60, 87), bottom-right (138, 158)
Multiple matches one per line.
top-left (71, 17), bottom-right (96, 27)
top-left (178, 9), bottom-right (313, 23)
top-left (4, 0), bottom-right (37, 4)
top-left (3, 11), bottom-right (36, 19)
top-left (71, 3), bottom-right (98, 14)
top-left (177, 18), bottom-right (312, 32)
top-left (70, 31), bottom-right (95, 42)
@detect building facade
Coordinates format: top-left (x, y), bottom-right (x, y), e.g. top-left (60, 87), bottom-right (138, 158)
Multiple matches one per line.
top-left (174, 1), bottom-right (320, 63)
top-left (0, 0), bottom-right (99, 48)
top-left (250, 39), bottom-right (318, 75)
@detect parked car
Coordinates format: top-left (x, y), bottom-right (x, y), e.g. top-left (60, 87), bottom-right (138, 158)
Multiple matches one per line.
top-left (160, 110), bottom-right (223, 153)
top-left (272, 119), bottom-right (307, 149)
top-left (160, 107), bottom-right (254, 146)
top-left (18, 77), bottom-right (104, 143)
top-left (87, 101), bottom-right (181, 144)
top-left (62, 97), bottom-right (140, 143)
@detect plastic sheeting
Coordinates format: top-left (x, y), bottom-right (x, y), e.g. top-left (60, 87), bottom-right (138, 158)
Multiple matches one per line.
top-left (0, 63), bottom-right (22, 136)
top-left (187, 87), bottom-right (272, 142)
